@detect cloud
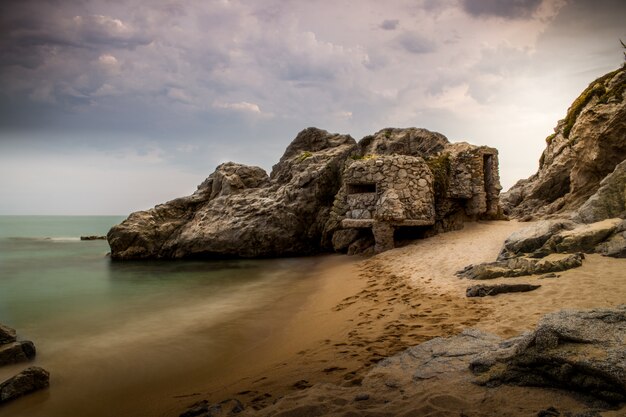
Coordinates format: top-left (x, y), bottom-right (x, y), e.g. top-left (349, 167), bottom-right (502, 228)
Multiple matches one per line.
top-left (462, 0), bottom-right (543, 19)
top-left (396, 31), bottom-right (436, 54)
top-left (213, 101), bottom-right (261, 113)
top-left (380, 19), bottom-right (399, 31)
top-left (1, 0), bottom-right (625, 215)
top-left (72, 15), bottom-right (152, 48)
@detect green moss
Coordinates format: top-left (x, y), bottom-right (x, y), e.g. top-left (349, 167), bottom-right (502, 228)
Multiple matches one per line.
top-left (350, 154), bottom-right (378, 161)
top-left (426, 153), bottom-right (451, 200)
top-left (545, 133), bottom-right (556, 144)
top-left (563, 68), bottom-right (623, 140)
top-left (563, 82), bottom-right (606, 139)
top-left (296, 151), bottom-right (313, 162)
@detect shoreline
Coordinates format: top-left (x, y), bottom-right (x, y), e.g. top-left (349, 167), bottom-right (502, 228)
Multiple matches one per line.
top-left (174, 219), bottom-right (626, 417)
top-left (2, 220), bottom-right (624, 416)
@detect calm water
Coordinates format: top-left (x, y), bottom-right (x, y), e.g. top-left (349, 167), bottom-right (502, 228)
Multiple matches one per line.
top-left (0, 216), bottom-right (342, 417)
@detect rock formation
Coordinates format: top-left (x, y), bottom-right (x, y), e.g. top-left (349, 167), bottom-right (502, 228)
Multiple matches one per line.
top-left (108, 128), bottom-right (356, 259)
top-left (502, 65), bottom-right (626, 220)
top-left (460, 66), bottom-right (626, 279)
top-left (0, 367), bottom-right (50, 405)
top-left (108, 127), bottom-right (503, 259)
top-left (187, 308), bottom-right (625, 416)
top-left (471, 306), bottom-right (626, 404)
top-left (0, 323), bottom-right (49, 404)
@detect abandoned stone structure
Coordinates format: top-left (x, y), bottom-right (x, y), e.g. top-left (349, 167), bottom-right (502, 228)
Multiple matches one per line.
top-left (332, 140), bottom-right (501, 253)
top-left (340, 155), bottom-right (436, 252)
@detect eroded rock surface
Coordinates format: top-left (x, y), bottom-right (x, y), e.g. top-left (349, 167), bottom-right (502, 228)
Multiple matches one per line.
top-left (0, 324), bottom-right (16, 345)
top-left (108, 128), bottom-right (357, 259)
top-left (219, 310), bottom-right (624, 416)
top-left (0, 341), bottom-right (36, 366)
top-left (0, 323), bottom-right (49, 404)
top-left (456, 253), bottom-right (584, 280)
top-left (466, 283), bottom-right (541, 297)
top-left (471, 306), bottom-right (626, 404)
top-left (502, 66), bottom-right (626, 220)
top-left (109, 127), bottom-right (503, 259)
top-left (0, 367), bottom-right (49, 404)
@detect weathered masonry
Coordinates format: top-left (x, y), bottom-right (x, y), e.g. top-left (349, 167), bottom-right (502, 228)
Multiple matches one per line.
top-left (335, 142), bottom-right (501, 253)
top-left (341, 155), bottom-right (435, 252)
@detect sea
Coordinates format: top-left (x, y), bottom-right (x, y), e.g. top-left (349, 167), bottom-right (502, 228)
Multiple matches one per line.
top-left (0, 215), bottom-right (345, 417)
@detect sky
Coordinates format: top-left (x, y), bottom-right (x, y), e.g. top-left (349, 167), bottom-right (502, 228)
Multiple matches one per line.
top-left (0, 0), bottom-right (624, 215)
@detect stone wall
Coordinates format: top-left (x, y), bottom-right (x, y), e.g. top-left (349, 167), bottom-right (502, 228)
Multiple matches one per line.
top-left (331, 141), bottom-right (501, 254)
top-left (447, 143), bottom-right (501, 217)
top-left (342, 155), bottom-right (435, 225)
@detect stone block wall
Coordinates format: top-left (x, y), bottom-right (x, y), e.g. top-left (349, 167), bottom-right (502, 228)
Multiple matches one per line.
top-left (343, 155), bottom-right (435, 225)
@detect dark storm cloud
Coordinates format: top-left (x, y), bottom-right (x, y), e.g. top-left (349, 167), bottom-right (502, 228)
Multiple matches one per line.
top-left (380, 19), bottom-right (399, 30)
top-left (462, 0), bottom-right (543, 19)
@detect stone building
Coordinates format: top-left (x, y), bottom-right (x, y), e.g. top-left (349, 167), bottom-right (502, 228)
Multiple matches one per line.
top-left (333, 140), bottom-right (501, 254)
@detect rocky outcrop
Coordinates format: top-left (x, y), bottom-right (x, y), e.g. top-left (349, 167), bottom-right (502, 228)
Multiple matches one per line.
top-left (80, 235), bottom-right (107, 241)
top-left (0, 324), bottom-right (16, 345)
top-left (0, 367), bottom-right (49, 404)
top-left (471, 306), bottom-right (626, 404)
top-left (0, 341), bottom-right (36, 366)
top-left (574, 159), bottom-right (626, 224)
top-left (456, 253), bottom-right (584, 280)
top-left (109, 127), bottom-right (503, 259)
top-left (108, 128), bottom-right (357, 259)
top-left (0, 323), bottom-right (49, 404)
top-left (466, 283), bottom-right (541, 297)
top-left (502, 66), bottom-right (626, 220)
top-left (223, 309), bottom-right (625, 416)
top-left (497, 218), bottom-right (626, 260)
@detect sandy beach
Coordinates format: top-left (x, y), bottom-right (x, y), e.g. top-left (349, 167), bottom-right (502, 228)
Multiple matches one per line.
top-left (2, 220), bottom-right (624, 417)
top-left (167, 220), bottom-right (626, 416)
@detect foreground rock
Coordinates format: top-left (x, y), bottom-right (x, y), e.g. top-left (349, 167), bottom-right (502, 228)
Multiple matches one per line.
top-left (502, 66), bottom-right (626, 220)
top-left (0, 367), bottom-right (49, 404)
top-left (466, 283), bottom-right (541, 297)
top-left (471, 306), bottom-right (626, 404)
top-left (109, 127), bottom-right (503, 259)
top-left (459, 216), bottom-right (625, 281)
top-left (0, 322), bottom-right (50, 405)
top-left (108, 128), bottom-right (356, 259)
top-left (0, 341), bottom-right (36, 366)
top-left (220, 308), bottom-right (623, 416)
top-left (0, 324), bottom-right (16, 345)
top-left (456, 253), bottom-right (584, 280)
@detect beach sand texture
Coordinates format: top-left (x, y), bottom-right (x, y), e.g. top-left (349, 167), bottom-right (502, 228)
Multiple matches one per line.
top-left (201, 220), bottom-right (625, 417)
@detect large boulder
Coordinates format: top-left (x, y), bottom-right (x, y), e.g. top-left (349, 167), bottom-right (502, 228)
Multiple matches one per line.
top-left (0, 367), bottom-right (49, 404)
top-left (0, 341), bottom-right (36, 366)
top-left (538, 218), bottom-right (623, 254)
top-left (471, 306), bottom-right (626, 404)
top-left (456, 253), bottom-right (584, 280)
top-left (502, 66), bottom-right (626, 219)
top-left (108, 128), bottom-right (357, 259)
top-left (497, 219), bottom-right (576, 260)
top-left (357, 127), bottom-right (449, 157)
top-left (574, 159), bottom-right (626, 224)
